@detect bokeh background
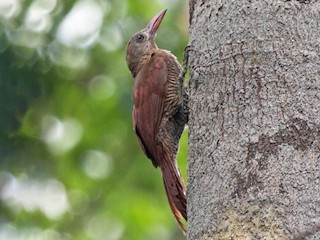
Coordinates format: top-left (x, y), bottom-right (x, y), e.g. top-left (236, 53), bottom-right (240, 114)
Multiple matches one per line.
top-left (0, 0), bottom-right (189, 239)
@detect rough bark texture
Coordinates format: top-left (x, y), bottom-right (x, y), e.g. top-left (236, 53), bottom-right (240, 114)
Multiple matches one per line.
top-left (187, 0), bottom-right (320, 239)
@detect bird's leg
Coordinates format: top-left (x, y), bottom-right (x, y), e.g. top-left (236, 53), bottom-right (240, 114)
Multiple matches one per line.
top-left (178, 45), bottom-right (192, 124)
top-left (178, 45), bottom-right (191, 86)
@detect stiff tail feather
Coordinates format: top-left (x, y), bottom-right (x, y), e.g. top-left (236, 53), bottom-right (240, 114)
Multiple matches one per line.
top-left (160, 159), bottom-right (187, 234)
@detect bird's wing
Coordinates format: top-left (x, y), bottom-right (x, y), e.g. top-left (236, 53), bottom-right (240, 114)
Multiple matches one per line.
top-left (132, 53), bottom-right (167, 167)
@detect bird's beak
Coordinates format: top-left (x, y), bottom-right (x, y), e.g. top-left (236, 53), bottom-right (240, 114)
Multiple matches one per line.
top-left (146, 9), bottom-right (167, 37)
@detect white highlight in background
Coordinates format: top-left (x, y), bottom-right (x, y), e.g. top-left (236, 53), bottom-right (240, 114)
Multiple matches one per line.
top-left (41, 116), bottom-right (83, 155)
top-left (56, 0), bottom-right (107, 48)
top-left (0, 173), bottom-right (69, 219)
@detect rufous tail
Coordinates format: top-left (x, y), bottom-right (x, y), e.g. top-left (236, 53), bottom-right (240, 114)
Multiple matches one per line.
top-left (160, 158), bottom-right (187, 234)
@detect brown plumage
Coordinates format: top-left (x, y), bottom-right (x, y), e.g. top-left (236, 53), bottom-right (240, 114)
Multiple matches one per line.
top-left (126, 9), bottom-right (188, 232)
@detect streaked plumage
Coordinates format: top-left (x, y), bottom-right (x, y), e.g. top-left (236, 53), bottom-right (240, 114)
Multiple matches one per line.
top-left (126, 9), bottom-right (188, 232)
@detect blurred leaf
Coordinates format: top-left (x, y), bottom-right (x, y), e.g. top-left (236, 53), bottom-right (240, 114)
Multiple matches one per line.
top-left (0, 0), bottom-right (188, 239)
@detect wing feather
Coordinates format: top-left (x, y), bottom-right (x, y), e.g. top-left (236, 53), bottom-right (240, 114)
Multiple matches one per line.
top-left (132, 54), bottom-right (167, 167)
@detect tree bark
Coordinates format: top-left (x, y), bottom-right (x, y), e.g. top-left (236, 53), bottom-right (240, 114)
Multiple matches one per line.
top-left (187, 0), bottom-right (320, 239)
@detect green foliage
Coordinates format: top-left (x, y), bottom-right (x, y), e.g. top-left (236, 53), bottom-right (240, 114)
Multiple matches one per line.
top-left (0, 0), bottom-right (188, 239)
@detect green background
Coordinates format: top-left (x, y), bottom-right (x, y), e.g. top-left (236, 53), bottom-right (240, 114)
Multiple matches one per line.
top-left (0, 0), bottom-right (188, 239)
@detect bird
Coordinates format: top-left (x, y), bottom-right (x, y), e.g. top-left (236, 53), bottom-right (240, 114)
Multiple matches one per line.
top-left (126, 9), bottom-right (188, 232)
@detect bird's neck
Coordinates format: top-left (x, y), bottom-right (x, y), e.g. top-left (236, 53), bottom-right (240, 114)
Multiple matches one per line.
top-left (129, 49), bottom-right (157, 78)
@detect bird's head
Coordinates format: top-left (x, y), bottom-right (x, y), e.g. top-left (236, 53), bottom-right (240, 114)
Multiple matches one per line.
top-left (126, 9), bottom-right (167, 77)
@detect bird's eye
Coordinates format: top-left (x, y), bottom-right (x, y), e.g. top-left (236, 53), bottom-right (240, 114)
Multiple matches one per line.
top-left (135, 34), bottom-right (145, 43)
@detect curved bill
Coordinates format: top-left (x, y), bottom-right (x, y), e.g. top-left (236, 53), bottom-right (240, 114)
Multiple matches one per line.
top-left (146, 9), bottom-right (167, 36)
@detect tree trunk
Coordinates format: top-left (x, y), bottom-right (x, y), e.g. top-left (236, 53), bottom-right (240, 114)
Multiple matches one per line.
top-left (187, 1), bottom-right (320, 239)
